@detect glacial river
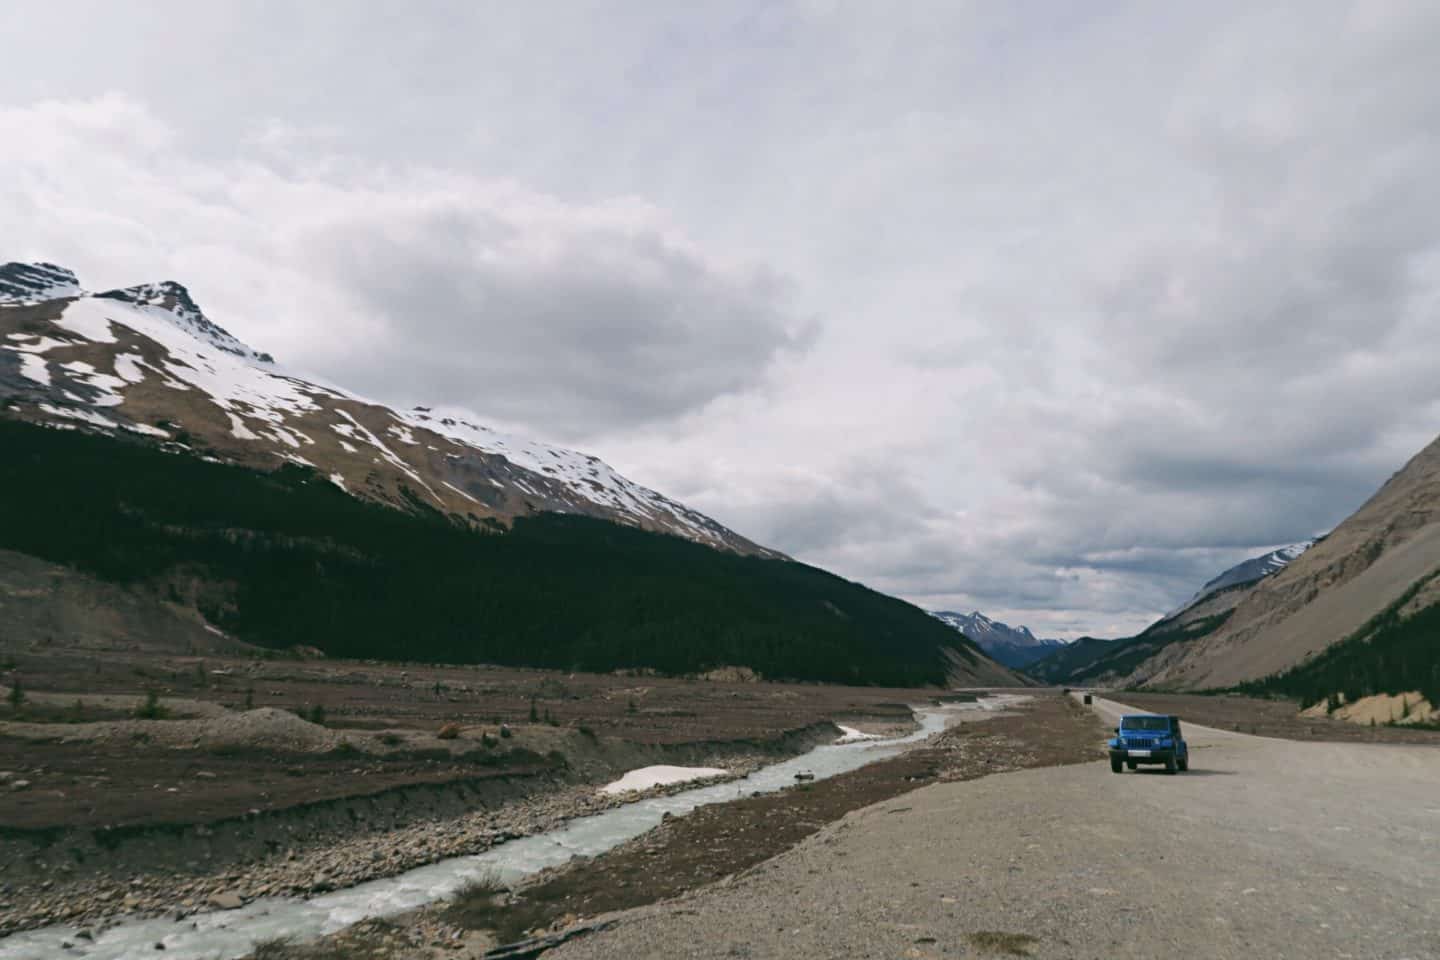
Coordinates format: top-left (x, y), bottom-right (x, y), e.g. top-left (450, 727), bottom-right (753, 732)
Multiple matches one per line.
top-left (0, 694), bottom-right (1024, 960)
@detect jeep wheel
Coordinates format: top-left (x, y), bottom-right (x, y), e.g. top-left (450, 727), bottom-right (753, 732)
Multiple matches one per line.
top-left (1178, 756), bottom-right (1188, 772)
top-left (1164, 756), bottom-right (1177, 775)
top-left (1110, 756), bottom-right (1123, 774)
top-left (1126, 761), bottom-right (1136, 770)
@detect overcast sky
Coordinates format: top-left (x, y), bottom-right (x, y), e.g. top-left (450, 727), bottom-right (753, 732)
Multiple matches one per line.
top-left (5, 1), bottom-right (1439, 637)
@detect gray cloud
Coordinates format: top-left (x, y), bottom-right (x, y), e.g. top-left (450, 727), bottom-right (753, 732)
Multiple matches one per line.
top-left (307, 201), bottom-right (813, 437)
top-left (5, 1), bottom-right (1440, 638)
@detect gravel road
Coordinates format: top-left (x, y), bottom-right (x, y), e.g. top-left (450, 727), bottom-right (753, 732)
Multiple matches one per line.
top-left (551, 695), bottom-right (1440, 959)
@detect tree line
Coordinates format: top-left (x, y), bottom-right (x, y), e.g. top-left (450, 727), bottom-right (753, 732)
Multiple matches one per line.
top-left (0, 420), bottom-right (978, 687)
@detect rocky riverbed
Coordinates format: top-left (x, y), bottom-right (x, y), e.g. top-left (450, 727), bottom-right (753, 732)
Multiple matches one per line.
top-left (0, 751), bottom-right (789, 940)
top-left (226, 694), bottom-right (1097, 960)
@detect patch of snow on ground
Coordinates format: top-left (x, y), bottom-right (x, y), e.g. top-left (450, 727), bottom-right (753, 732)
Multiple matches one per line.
top-left (52, 298), bottom-right (119, 343)
top-left (58, 360), bottom-right (128, 406)
top-left (6, 333), bottom-right (72, 353)
top-left (227, 413), bottom-right (260, 440)
top-left (442, 481), bottom-right (480, 504)
top-left (834, 725), bottom-right (882, 744)
top-left (599, 765), bottom-right (728, 796)
top-left (386, 419), bottom-right (419, 445)
top-left (329, 473), bottom-right (347, 490)
top-left (112, 353), bottom-right (148, 384)
top-left (36, 402), bottom-right (118, 431)
top-left (268, 425), bottom-right (304, 449)
top-left (125, 422), bottom-right (170, 438)
top-left (16, 353), bottom-right (50, 385)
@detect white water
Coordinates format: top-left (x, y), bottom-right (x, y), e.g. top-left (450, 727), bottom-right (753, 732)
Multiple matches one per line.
top-left (1, 695), bottom-right (1024, 960)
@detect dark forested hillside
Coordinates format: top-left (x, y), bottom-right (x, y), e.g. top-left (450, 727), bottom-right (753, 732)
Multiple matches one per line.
top-left (1024, 612), bottom-right (1233, 687)
top-left (0, 420), bottom-right (990, 686)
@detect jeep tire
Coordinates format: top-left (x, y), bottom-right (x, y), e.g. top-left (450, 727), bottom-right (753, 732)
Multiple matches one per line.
top-left (1164, 755), bottom-right (1177, 775)
top-left (1126, 761), bottom-right (1137, 770)
top-left (1110, 756), bottom-right (1123, 774)
top-left (1178, 756), bottom-right (1188, 772)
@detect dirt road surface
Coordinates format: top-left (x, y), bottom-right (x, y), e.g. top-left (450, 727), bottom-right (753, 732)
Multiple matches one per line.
top-left (550, 695), bottom-right (1440, 959)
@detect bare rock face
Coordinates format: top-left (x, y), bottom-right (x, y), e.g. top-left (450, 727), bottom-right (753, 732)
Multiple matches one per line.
top-left (1135, 433), bottom-right (1440, 690)
top-left (0, 263), bottom-right (772, 557)
top-left (0, 262), bottom-right (81, 303)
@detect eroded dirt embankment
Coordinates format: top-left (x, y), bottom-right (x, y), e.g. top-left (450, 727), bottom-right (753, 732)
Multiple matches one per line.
top-left (0, 721), bottom-right (842, 937)
top-left (243, 695), bottom-right (1101, 959)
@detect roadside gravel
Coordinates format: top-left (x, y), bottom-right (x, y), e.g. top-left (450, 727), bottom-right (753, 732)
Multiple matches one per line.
top-left (551, 696), bottom-right (1440, 959)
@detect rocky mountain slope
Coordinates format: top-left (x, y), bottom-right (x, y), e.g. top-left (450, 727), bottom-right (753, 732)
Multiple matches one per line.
top-left (931, 610), bottom-right (1064, 668)
top-left (1027, 541), bottom-right (1314, 686)
top-left (0, 261), bottom-right (1022, 687)
top-left (1135, 433), bottom-right (1440, 690)
top-left (1033, 433), bottom-right (1440, 696)
top-left (1163, 542), bottom-right (1314, 622)
top-left (0, 262), bottom-right (769, 556)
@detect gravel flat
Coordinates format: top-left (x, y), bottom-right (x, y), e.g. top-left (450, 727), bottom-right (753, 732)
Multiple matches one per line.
top-left (552, 696), bottom-right (1440, 959)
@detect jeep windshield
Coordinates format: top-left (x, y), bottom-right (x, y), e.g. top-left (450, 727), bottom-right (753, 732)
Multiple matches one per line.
top-left (1120, 716), bottom-right (1170, 731)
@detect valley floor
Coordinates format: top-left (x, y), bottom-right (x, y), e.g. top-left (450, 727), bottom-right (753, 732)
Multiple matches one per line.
top-left (8, 651), bottom-right (1439, 958)
top-left (221, 694), bottom-right (1100, 959)
top-left (0, 651), bottom-right (926, 937)
top-left (548, 695), bottom-right (1440, 960)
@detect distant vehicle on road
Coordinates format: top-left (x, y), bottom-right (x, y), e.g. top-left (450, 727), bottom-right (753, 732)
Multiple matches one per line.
top-left (1108, 714), bottom-right (1188, 774)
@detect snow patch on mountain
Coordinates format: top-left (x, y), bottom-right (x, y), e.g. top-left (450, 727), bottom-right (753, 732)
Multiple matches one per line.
top-left (931, 610), bottom-right (1065, 669)
top-left (95, 282), bottom-right (274, 364)
top-left (402, 406), bottom-right (746, 547)
top-left (0, 262), bottom-right (771, 556)
top-left (1165, 540), bottom-right (1317, 618)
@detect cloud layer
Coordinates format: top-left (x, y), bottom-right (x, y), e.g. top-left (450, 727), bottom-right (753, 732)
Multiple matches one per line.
top-left (5, 2), bottom-right (1440, 637)
top-left (1, 96), bottom-right (810, 438)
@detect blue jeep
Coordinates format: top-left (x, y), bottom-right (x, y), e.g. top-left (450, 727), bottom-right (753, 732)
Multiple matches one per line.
top-left (1108, 714), bottom-right (1188, 774)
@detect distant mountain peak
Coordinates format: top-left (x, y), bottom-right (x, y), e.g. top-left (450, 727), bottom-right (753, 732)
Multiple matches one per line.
top-left (0, 261), bottom-right (769, 556)
top-left (95, 279), bottom-right (275, 364)
top-left (0, 262), bottom-right (81, 304)
top-left (1165, 539), bottom-right (1317, 619)
top-left (931, 609), bottom-right (1064, 669)
top-left (0, 263), bottom-right (275, 364)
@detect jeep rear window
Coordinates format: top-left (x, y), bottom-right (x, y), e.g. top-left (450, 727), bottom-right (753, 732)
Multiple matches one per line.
top-left (1121, 716), bottom-right (1170, 731)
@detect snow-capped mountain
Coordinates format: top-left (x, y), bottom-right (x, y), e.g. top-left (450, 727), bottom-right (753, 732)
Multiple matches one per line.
top-left (931, 610), bottom-right (1065, 668)
top-left (0, 261), bottom-right (772, 556)
top-left (1164, 541), bottom-right (1316, 619)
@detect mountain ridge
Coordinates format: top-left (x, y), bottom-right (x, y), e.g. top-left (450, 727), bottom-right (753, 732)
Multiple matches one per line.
top-left (1133, 433), bottom-right (1440, 690)
top-left (1025, 539), bottom-right (1318, 685)
top-left (931, 610), bottom-right (1065, 668)
top-left (0, 260), bottom-right (1024, 688)
top-left (0, 261), bottom-right (773, 557)
top-left (1026, 433), bottom-right (1440, 696)
top-left (1162, 541), bottom-right (1315, 620)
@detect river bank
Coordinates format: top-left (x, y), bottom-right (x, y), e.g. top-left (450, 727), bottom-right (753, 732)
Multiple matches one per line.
top-left (243, 694), bottom-right (1099, 960)
top-left (0, 696), bottom-right (992, 959)
top-left (0, 723), bottom-right (851, 940)
top-left (2, 654), bottom-right (938, 940)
